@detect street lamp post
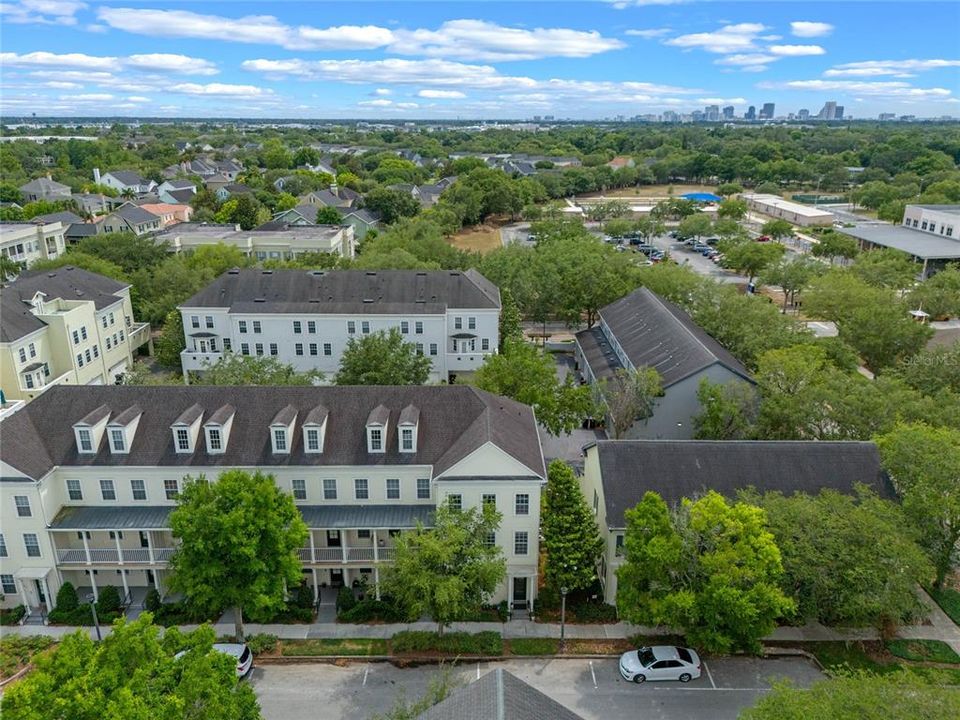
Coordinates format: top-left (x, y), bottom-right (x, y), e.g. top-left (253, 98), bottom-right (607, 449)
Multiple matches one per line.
top-left (86, 593), bottom-right (101, 641)
top-left (560, 586), bottom-right (568, 648)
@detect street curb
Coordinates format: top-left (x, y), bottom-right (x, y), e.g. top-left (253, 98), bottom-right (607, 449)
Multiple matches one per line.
top-left (0, 664), bottom-right (33, 688)
top-left (257, 653), bottom-right (620, 665)
top-left (762, 646), bottom-right (825, 671)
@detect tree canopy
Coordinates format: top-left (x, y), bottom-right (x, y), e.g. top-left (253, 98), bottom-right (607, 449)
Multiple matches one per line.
top-left (195, 353), bottom-right (324, 386)
top-left (335, 328), bottom-right (432, 385)
top-left (541, 460), bottom-right (604, 593)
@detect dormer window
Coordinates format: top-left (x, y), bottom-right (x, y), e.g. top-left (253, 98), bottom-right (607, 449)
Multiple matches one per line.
top-left (109, 428), bottom-right (126, 453)
top-left (270, 404), bottom-right (297, 455)
top-left (203, 404), bottom-right (235, 455)
top-left (171, 404), bottom-right (203, 454)
top-left (366, 404), bottom-right (389, 454)
top-left (106, 405), bottom-right (141, 455)
top-left (77, 428), bottom-right (93, 453)
top-left (398, 404), bottom-right (419, 453)
top-left (73, 404), bottom-right (111, 455)
top-left (303, 405), bottom-right (328, 454)
top-left (207, 427), bottom-right (222, 451)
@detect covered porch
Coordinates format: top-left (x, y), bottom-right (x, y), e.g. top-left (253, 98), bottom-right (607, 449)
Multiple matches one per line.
top-left (13, 566), bottom-right (55, 624)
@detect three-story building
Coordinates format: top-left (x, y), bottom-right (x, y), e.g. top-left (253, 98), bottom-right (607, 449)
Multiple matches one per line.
top-left (0, 385), bottom-right (546, 621)
top-left (178, 268), bottom-right (501, 383)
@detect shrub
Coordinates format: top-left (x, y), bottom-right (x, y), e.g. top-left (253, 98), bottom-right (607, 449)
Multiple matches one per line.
top-left (929, 586), bottom-right (960, 626)
top-left (246, 633), bottom-right (278, 655)
top-left (152, 600), bottom-right (216, 627)
top-left (55, 582), bottom-right (79, 612)
top-left (391, 631), bottom-right (503, 656)
top-left (293, 580), bottom-right (314, 610)
top-left (509, 638), bottom-right (560, 655)
top-left (336, 586), bottom-right (357, 614)
top-left (96, 586), bottom-right (122, 615)
top-left (144, 588), bottom-right (162, 613)
top-left (339, 597), bottom-right (405, 623)
top-left (886, 639), bottom-right (960, 664)
top-left (245, 603), bottom-right (314, 624)
top-left (0, 605), bottom-right (26, 626)
top-left (572, 602), bottom-right (619, 623)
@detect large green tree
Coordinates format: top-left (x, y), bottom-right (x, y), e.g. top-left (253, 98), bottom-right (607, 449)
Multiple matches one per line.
top-left (595, 367), bottom-right (662, 439)
top-left (810, 231), bottom-right (859, 264)
top-left (474, 339), bottom-right (594, 435)
top-left (383, 504), bottom-right (506, 634)
top-left (876, 423), bottom-right (960, 588)
top-left (169, 470), bottom-right (308, 639)
top-left (693, 378), bottom-right (758, 440)
top-left (746, 488), bottom-right (931, 627)
top-left (541, 460), bottom-right (604, 593)
top-left (196, 353), bottom-right (323, 385)
top-left (722, 241), bottom-right (786, 288)
top-left (363, 187), bottom-right (421, 224)
top-left (617, 491), bottom-right (794, 653)
top-left (335, 328), bottom-right (431, 385)
top-left (0, 615), bottom-right (261, 720)
top-left (760, 255), bottom-right (825, 313)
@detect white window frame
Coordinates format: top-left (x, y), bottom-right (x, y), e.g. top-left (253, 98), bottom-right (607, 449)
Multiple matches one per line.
top-left (76, 428), bottom-right (94, 454)
top-left (23, 533), bottom-right (41, 558)
top-left (100, 479), bottom-right (116, 501)
top-left (66, 479), bottom-right (83, 501)
top-left (416, 478), bottom-right (430, 500)
top-left (367, 426), bottom-right (384, 453)
top-left (14, 495), bottom-right (31, 517)
top-left (206, 426), bottom-right (224, 453)
top-left (323, 478), bottom-right (337, 500)
top-left (354, 478), bottom-right (369, 500)
top-left (109, 427), bottom-right (127, 454)
top-left (131, 478), bottom-right (147, 501)
top-left (386, 478), bottom-right (400, 500)
top-left (272, 427), bottom-right (289, 454)
top-left (164, 479), bottom-right (179, 501)
top-left (292, 478), bottom-right (307, 500)
top-left (173, 427), bottom-right (192, 453)
top-left (304, 426), bottom-right (323, 454)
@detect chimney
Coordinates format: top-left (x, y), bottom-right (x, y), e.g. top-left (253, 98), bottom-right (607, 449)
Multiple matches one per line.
top-left (93, 168), bottom-right (101, 184)
top-left (330, 181), bottom-right (338, 196)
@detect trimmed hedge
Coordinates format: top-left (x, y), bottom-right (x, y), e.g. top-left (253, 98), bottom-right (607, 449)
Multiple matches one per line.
top-left (339, 598), bottom-right (406, 623)
top-left (391, 631), bottom-right (503, 656)
top-left (0, 605), bottom-right (26, 626)
top-left (509, 638), bottom-right (560, 655)
top-left (246, 633), bottom-right (279, 655)
top-left (335, 586), bottom-right (356, 614)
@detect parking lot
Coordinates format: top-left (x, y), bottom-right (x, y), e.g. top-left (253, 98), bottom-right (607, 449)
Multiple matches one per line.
top-left (251, 655), bottom-right (823, 720)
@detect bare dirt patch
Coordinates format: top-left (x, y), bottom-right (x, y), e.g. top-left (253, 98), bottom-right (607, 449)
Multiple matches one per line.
top-left (448, 225), bottom-right (503, 254)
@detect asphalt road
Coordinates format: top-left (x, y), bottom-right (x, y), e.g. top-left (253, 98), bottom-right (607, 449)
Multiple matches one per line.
top-left (251, 656), bottom-right (823, 720)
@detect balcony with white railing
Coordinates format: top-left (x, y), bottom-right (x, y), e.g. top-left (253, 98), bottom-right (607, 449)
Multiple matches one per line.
top-left (56, 546), bottom-right (175, 565)
top-left (297, 545), bottom-right (396, 564)
top-left (128, 322), bottom-right (151, 351)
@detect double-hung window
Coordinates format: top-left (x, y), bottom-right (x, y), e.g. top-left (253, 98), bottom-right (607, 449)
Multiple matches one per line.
top-left (448, 494), bottom-right (462, 511)
top-left (416, 478), bottom-right (430, 499)
top-left (131, 479), bottom-right (147, 501)
top-left (14, 496), bottom-right (31, 517)
top-left (323, 478), bottom-right (337, 500)
top-left (355, 478), bottom-right (369, 500)
top-left (164, 479), bottom-right (179, 500)
top-left (515, 493), bottom-right (530, 515)
top-left (292, 479), bottom-right (307, 500)
top-left (514, 531), bottom-right (529, 555)
top-left (23, 534), bottom-right (41, 558)
top-left (253, 321), bottom-right (262, 334)
top-left (386, 478), bottom-right (400, 500)
top-left (293, 320), bottom-right (302, 334)
top-left (100, 479), bottom-right (116, 501)
top-left (67, 479), bottom-right (83, 501)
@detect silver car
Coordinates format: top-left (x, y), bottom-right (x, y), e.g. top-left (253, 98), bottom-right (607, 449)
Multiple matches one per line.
top-left (619, 645), bottom-right (701, 683)
top-left (175, 642), bottom-right (253, 679)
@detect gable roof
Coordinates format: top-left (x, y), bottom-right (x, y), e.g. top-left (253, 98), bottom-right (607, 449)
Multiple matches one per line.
top-left (180, 268), bottom-right (501, 314)
top-left (166, 189), bottom-right (196, 204)
top-left (579, 287), bottom-right (751, 387)
top-left (592, 440), bottom-right (891, 528)
top-left (0, 385), bottom-right (545, 482)
top-left (109, 203), bottom-right (160, 225)
top-left (105, 170), bottom-right (149, 186)
top-left (0, 266), bottom-right (128, 343)
top-left (19, 177), bottom-right (70, 193)
top-left (33, 211), bottom-right (83, 225)
top-left (418, 669), bottom-right (585, 720)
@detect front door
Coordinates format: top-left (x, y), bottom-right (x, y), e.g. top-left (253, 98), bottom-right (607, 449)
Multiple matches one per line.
top-left (327, 530), bottom-right (341, 547)
top-left (512, 577), bottom-right (528, 607)
top-left (34, 580), bottom-right (46, 606)
top-left (146, 570), bottom-right (156, 587)
top-left (140, 531), bottom-right (150, 548)
top-left (330, 569), bottom-right (344, 587)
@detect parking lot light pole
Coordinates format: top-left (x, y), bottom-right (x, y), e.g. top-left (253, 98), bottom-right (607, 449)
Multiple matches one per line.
top-left (560, 587), bottom-right (568, 648)
top-left (86, 593), bottom-right (101, 641)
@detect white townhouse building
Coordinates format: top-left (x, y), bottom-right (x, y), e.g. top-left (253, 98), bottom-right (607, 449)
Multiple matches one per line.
top-left (178, 268), bottom-right (501, 383)
top-left (154, 223), bottom-right (356, 261)
top-left (1, 220), bottom-right (67, 267)
top-left (0, 385), bottom-right (546, 622)
top-left (0, 267), bottom-right (151, 403)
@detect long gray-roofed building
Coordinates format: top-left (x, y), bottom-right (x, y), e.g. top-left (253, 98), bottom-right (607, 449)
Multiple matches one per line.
top-left (579, 439), bottom-right (892, 603)
top-left (0, 384), bottom-right (546, 617)
top-left (178, 268), bottom-right (501, 383)
top-left (575, 287), bottom-right (753, 439)
top-left (154, 221), bottom-right (356, 260)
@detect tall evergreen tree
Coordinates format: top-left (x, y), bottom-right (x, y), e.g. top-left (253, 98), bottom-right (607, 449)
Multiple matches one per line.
top-left (541, 460), bottom-right (604, 592)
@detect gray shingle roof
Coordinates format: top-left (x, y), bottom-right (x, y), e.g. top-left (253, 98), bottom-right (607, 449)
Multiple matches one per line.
top-left (592, 440), bottom-right (892, 528)
top-left (0, 385), bottom-right (545, 482)
top-left (0, 266), bottom-right (128, 342)
top-left (33, 211), bottom-right (83, 225)
top-left (106, 170), bottom-right (148, 186)
top-left (167, 189), bottom-right (196, 204)
top-left (180, 268), bottom-right (501, 314)
top-left (19, 177), bottom-right (70, 193)
top-left (580, 288), bottom-right (752, 387)
top-left (418, 669), bottom-right (585, 720)
top-left (112, 203), bottom-right (160, 225)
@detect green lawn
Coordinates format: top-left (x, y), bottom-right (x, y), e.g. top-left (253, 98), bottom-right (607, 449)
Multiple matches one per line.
top-left (886, 639), bottom-right (960, 664)
top-left (280, 638), bottom-right (388, 657)
top-left (509, 638), bottom-right (560, 656)
top-left (804, 641), bottom-right (960, 686)
top-left (929, 586), bottom-right (960, 626)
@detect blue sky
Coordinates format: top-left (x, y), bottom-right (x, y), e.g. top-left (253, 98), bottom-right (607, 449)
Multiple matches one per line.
top-left (1, 1), bottom-right (958, 119)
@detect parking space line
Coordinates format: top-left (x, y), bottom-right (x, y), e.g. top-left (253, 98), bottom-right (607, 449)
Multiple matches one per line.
top-left (477, 663), bottom-right (481, 680)
top-left (703, 661), bottom-right (717, 689)
top-left (589, 661), bottom-right (598, 690)
top-left (362, 664), bottom-right (370, 687)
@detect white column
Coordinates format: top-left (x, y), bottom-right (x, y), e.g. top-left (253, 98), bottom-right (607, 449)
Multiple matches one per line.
top-left (156, 570), bottom-right (165, 600)
top-left (312, 568), bottom-right (319, 604)
top-left (17, 578), bottom-right (30, 610)
top-left (119, 569), bottom-right (129, 599)
top-left (146, 531), bottom-right (155, 564)
top-left (341, 537), bottom-right (347, 564)
top-left (308, 530), bottom-right (316, 564)
top-left (41, 577), bottom-right (53, 611)
top-left (374, 567), bottom-right (380, 601)
top-left (88, 569), bottom-right (98, 602)
top-left (373, 530), bottom-right (379, 562)
top-left (82, 532), bottom-right (91, 565)
top-left (114, 531), bottom-right (124, 566)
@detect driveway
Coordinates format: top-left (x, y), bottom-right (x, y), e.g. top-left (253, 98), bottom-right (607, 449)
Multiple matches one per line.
top-left (251, 656), bottom-right (823, 720)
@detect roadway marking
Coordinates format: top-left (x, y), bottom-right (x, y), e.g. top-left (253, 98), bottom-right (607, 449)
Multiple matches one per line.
top-left (589, 661), bottom-right (598, 690)
top-left (362, 664), bottom-right (370, 687)
top-left (703, 662), bottom-right (717, 690)
top-left (477, 663), bottom-right (481, 680)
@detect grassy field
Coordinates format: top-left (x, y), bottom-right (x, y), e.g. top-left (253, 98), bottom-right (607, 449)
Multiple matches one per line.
top-left (280, 638), bottom-right (388, 657)
top-left (886, 639), bottom-right (960, 664)
top-left (576, 184), bottom-right (719, 200)
top-left (448, 225), bottom-right (502, 253)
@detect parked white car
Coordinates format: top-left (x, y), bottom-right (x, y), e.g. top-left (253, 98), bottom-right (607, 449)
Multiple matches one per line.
top-left (619, 645), bottom-right (701, 683)
top-left (176, 642), bottom-right (253, 678)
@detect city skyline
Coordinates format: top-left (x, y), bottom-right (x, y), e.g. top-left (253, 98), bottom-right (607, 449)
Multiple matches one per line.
top-left (1, 1), bottom-right (959, 119)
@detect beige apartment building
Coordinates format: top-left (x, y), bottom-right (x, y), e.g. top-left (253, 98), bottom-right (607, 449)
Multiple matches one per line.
top-left (0, 221), bottom-right (67, 267)
top-left (0, 385), bottom-right (546, 623)
top-left (0, 267), bottom-right (151, 403)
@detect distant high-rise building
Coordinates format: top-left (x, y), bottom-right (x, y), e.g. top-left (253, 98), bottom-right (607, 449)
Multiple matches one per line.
top-left (798, 108), bottom-right (810, 120)
top-left (760, 103), bottom-right (775, 119)
top-left (662, 110), bottom-right (679, 123)
top-left (817, 100), bottom-right (838, 120)
top-left (745, 105), bottom-right (756, 121)
top-left (705, 105), bottom-right (720, 121)
top-left (722, 105), bottom-right (734, 120)
top-left (835, 105), bottom-right (844, 120)
top-left (879, 113), bottom-right (896, 121)
top-left (691, 110), bottom-right (705, 122)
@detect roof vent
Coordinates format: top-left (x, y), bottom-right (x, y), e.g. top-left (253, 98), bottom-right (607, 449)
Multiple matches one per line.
top-left (450, 271), bottom-right (460, 276)
top-left (416, 272), bottom-right (427, 276)
top-left (365, 271), bottom-right (377, 276)
top-left (363, 298), bottom-right (373, 303)
top-left (309, 298), bottom-right (319, 303)
top-left (254, 297), bottom-right (265, 303)
top-left (308, 270), bottom-right (324, 277)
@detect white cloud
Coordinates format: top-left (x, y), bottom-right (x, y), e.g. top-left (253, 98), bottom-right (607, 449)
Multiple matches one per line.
top-left (97, 8), bottom-right (624, 61)
top-left (62, 93), bottom-right (114, 101)
top-left (0, 50), bottom-right (218, 75)
top-left (395, 102), bottom-right (419, 109)
top-left (126, 96), bottom-right (150, 102)
top-left (43, 80), bottom-right (80, 88)
top-left (0, 0), bottom-right (86, 25)
top-left (372, 88), bottom-right (392, 96)
top-left (359, 98), bottom-right (393, 107)
top-left (388, 19), bottom-right (625, 61)
top-left (790, 21), bottom-right (834, 38)
top-left (769, 44), bottom-right (826, 57)
top-left (824, 59), bottom-right (960, 78)
top-left (665, 23), bottom-right (768, 54)
top-left (625, 28), bottom-right (671, 39)
top-left (698, 97), bottom-right (747, 105)
top-left (715, 53), bottom-right (779, 66)
top-left (170, 83), bottom-right (272, 97)
top-left (417, 89), bottom-right (466, 99)
top-left (760, 79), bottom-right (953, 99)
top-left (607, 0), bottom-right (686, 8)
